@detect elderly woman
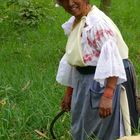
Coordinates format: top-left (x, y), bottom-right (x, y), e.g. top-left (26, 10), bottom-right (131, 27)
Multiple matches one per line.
top-left (56, 0), bottom-right (139, 139)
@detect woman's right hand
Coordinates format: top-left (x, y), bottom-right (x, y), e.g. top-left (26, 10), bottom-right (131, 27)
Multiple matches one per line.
top-left (61, 87), bottom-right (73, 112)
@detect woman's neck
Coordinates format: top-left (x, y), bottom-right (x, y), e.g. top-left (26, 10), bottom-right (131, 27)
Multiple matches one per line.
top-left (72, 4), bottom-right (91, 29)
top-left (75, 4), bottom-right (92, 20)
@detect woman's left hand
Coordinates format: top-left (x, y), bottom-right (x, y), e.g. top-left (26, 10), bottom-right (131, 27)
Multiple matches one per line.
top-left (99, 87), bottom-right (114, 118)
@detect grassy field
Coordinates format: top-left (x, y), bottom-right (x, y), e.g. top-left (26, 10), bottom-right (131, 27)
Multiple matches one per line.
top-left (0, 0), bottom-right (140, 139)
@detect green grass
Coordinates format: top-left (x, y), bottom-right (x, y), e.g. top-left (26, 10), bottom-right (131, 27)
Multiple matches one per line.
top-left (0, 0), bottom-right (140, 139)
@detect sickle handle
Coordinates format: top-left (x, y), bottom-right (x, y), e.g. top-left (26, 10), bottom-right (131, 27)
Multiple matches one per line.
top-left (50, 110), bottom-right (65, 139)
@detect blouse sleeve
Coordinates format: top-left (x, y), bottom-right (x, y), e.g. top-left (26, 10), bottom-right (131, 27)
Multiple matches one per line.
top-left (94, 38), bottom-right (127, 86)
top-left (56, 17), bottom-right (76, 87)
top-left (88, 19), bottom-right (127, 86)
top-left (56, 54), bottom-right (74, 87)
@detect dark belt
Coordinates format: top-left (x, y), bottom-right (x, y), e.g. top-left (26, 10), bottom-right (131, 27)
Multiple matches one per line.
top-left (76, 59), bottom-right (129, 75)
top-left (76, 66), bottom-right (96, 74)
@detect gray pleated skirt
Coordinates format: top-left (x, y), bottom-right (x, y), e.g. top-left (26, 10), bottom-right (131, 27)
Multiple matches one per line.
top-left (71, 71), bottom-right (121, 140)
top-left (70, 59), bottom-right (139, 140)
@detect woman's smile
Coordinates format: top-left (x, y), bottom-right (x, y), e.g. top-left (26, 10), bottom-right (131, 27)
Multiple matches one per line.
top-left (59, 0), bottom-right (91, 19)
top-left (69, 4), bottom-right (79, 14)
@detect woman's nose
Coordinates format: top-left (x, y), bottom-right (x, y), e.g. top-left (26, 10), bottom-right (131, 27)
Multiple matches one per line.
top-left (68, 0), bottom-right (74, 6)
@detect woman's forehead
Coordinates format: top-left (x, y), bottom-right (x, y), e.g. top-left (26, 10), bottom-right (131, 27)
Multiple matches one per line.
top-left (58, 0), bottom-right (69, 3)
top-left (57, 0), bottom-right (87, 4)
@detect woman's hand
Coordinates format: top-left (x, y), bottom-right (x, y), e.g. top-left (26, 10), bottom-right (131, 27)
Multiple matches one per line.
top-left (99, 87), bottom-right (113, 118)
top-left (99, 76), bottom-right (118, 118)
top-left (61, 87), bottom-right (73, 112)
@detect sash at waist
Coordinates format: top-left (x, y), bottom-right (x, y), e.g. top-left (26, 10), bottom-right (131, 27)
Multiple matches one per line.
top-left (76, 66), bottom-right (96, 75)
top-left (76, 59), bottom-right (129, 75)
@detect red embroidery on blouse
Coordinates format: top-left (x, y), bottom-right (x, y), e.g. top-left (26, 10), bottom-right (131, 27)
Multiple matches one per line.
top-left (91, 29), bottom-right (114, 48)
top-left (95, 50), bottom-right (100, 57)
top-left (105, 29), bottom-right (114, 36)
top-left (96, 30), bottom-right (104, 41)
top-left (87, 37), bottom-right (93, 46)
top-left (93, 40), bottom-right (97, 48)
top-left (83, 54), bottom-right (92, 63)
top-left (84, 29), bottom-right (113, 63)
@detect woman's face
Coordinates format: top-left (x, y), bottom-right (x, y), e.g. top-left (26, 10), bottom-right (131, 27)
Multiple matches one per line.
top-left (59, 0), bottom-right (88, 18)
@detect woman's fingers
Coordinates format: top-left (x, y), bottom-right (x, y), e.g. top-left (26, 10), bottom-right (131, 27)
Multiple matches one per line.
top-left (99, 107), bottom-right (112, 118)
top-left (99, 107), bottom-right (105, 118)
top-left (61, 100), bottom-right (71, 112)
top-left (106, 108), bottom-right (111, 116)
top-left (99, 95), bottom-right (113, 118)
top-left (61, 91), bottom-right (72, 112)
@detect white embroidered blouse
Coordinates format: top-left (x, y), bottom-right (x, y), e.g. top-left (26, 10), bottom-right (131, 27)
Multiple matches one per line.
top-left (56, 5), bottom-right (127, 87)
